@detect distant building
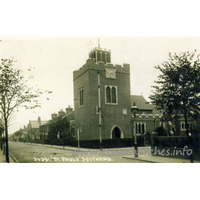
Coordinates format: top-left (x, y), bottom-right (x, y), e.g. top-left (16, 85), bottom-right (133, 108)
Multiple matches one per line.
top-left (27, 117), bottom-right (48, 140)
top-left (39, 107), bottom-right (74, 140)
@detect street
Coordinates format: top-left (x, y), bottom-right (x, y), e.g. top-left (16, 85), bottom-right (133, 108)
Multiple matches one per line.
top-left (8, 141), bottom-right (150, 163)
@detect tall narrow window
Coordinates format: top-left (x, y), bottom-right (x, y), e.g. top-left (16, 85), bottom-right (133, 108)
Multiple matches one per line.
top-left (106, 86), bottom-right (111, 103)
top-left (82, 89), bottom-right (84, 105)
top-left (142, 124), bottom-right (145, 134)
top-left (79, 88), bottom-right (84, 106)
top-left (112, 87), bottom-right (116, 103)
top-left (79, 90), bottom-right (82, 105)
top-left (139, 124), bottom-right (141, 134)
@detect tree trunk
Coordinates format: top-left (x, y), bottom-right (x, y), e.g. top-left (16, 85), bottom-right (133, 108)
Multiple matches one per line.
top-left (184, 108), bottom-right (193, 162)
top-left (5, 118), bottom-right (9, 163)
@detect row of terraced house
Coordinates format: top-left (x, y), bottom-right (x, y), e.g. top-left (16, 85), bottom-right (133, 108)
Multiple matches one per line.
top-left (11, 94), bottom-right (197, 147)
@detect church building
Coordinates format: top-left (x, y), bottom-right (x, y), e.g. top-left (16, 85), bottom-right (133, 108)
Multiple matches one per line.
top-left (73, 45), bottom-right (132, 143)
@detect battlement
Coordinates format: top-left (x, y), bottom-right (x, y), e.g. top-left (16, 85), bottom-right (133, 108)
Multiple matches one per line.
top-left (97, 62), bottom-right (130, 73)
top-left (115, 63), bottom-right (130, 73)
top-left (73, 58), bottom-right (104, 80)
top-left (73, 58), bottom-right (130, 80)
top-left (73, 61), bottom-right (90, 80)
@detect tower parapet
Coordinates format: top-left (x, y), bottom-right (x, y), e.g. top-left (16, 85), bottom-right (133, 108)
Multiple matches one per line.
top-left (73, 56), bottom-right (130, 80)
top-left (89, 47), bottom-right (111, 63)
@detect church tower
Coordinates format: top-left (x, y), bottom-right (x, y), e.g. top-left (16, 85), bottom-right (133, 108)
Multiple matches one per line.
top-left (73, 44), bottom-right (131, 146)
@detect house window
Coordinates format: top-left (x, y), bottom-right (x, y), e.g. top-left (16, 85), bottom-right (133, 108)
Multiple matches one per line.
top-left (79, 88), bottom-right (84, 106)
top-left (160, 122), bottom-right (165, 128)
top-left (105, 85), bottom-right (118, 104)
top-left (181, 122), bottom-right (193, 130)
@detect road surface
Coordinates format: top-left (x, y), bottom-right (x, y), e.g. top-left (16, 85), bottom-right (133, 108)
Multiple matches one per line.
top-left (8, 141), bottom-right (150, 163)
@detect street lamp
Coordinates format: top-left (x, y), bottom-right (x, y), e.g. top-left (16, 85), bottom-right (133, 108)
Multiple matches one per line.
top-left (154, 118), bottom-right (157, 131)
top-left (131, 103), bottom-right (138, 157)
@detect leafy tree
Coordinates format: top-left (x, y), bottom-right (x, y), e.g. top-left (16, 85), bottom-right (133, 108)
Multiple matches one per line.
top-left (149, 50), bottom-right (200, 136)
top-left (13, 129), bottom-right (23, 141)
top-left (49, 117), bottom-right (71, 140)
top-left (0, 58), bottom-right (51, 162)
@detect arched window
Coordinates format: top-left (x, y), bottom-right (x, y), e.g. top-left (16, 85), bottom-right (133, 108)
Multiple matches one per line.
top-left (112, 87), bottom-right (116, 103)
top-left (106, 86), bottom-right (111, 103)
top-left (105, 86), bottom-right (117, 104)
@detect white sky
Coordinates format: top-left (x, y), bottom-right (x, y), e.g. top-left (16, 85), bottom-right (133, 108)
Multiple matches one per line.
top-left (1, 36), bottom-right (200, 134)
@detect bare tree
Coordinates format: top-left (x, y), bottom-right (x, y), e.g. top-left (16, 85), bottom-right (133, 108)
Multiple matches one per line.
top-left (0, 58), bottom-right (50, 162)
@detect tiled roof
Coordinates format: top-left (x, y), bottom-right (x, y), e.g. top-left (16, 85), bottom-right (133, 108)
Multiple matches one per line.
top-left (40, 111), bottom-right (75, 127)
top-left (131, 95), bottom-right (155, 110)
top-left (29, 120), bottom-right (48, 129)
top-left (61, 111), bottom-right (74, 119)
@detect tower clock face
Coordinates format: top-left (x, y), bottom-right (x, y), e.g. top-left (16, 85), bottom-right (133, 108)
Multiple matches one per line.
top-left (106, 67), bottom-right (116, 79)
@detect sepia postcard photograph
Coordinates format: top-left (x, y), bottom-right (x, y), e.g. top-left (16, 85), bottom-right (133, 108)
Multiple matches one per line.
top-left (0, 36), bottom-right (199, 164)
top-left (1, 1), bottom-right (200, 200)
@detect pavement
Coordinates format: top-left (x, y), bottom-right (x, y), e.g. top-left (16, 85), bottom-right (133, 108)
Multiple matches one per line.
top-left (123, 155), bottom-right (200, 163)
top-left (0, 149), bottom-right (15, 163)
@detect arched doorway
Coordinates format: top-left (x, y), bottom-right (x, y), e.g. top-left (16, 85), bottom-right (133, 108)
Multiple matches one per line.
top-left (112, 127), bottom-right (121, 139)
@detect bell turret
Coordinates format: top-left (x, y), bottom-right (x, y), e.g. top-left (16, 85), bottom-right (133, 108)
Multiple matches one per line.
top-left (89, 47), bottom-right (111, 64)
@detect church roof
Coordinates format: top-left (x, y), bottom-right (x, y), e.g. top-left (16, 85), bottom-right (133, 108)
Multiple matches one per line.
top-left (131, 95), bottom-right (155, 110)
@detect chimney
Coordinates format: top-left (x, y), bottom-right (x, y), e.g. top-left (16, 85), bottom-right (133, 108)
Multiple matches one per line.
top-left (51, 113), bottom-right (57, 120)
top-left (58, 109), bottom-right (65, 117)
top-left (66, 105), bottom-right (73, 114)
top-left (38, 116), bottom-right (41, 125)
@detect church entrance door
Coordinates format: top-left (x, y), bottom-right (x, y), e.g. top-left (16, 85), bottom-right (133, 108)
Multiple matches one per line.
top-left (112, 127), bottom-right (121, 139)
